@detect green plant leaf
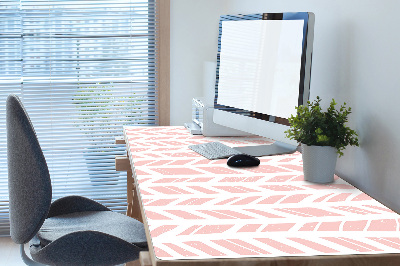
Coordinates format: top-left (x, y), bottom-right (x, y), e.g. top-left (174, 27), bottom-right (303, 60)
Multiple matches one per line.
top-left (285, 97), bottom-right (359, 157)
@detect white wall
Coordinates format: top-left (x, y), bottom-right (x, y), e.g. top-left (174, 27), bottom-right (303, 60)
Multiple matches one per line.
top-left (170, 0), bottom-right (400, 212)
top-left (170, 0), bottom-right (228, 125)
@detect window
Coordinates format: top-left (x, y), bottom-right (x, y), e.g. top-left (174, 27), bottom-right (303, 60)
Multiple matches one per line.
top-left (0, 0), bottom-right (169, 236)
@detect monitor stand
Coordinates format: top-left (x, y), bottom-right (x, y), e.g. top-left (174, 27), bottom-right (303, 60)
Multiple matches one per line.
top-left (234, 141), bottom-right (298, 157)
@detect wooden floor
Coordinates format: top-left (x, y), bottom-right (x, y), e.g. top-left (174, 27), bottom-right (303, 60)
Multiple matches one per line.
top-left (0, 237), bottom-right (26, 266)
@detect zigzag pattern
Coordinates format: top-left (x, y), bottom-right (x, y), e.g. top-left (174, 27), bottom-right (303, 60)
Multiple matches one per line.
top-left (125, 126), bottom-right (400, 260)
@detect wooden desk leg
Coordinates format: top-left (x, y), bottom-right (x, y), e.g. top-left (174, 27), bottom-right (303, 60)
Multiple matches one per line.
top-left (124, 252), bottom-right (151, 266)
top-left (128, 169), bottom-right (143, 223)
top-left (115, 155), bottom-right (143, 222)
top-left (124, 259), bottom-right (140, 266)
top-left (126, 168), bottom-right (134, 218)
top-left (139, 252), bottom-right (152, 266)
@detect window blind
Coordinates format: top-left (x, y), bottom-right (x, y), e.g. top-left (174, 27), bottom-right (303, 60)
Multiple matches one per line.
top-left (0, 0), bottom-right (159, 236)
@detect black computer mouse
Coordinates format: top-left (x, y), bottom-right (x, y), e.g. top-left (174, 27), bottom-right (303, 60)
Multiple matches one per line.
top-left (227, 154), bottom-right (260, 167)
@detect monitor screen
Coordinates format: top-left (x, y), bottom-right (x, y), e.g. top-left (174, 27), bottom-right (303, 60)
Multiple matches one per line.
top-left (213, 13), bottom-right (314, 156)
top-left (217, 19), bottom-right (304, 119)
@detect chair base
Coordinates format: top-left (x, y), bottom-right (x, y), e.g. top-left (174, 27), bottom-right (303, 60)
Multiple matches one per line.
top-left (20, 244), bottom-right (45, 266)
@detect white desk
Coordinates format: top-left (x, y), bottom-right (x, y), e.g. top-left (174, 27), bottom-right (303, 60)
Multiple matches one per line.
top-left (123, 126), bottom-right (400, 266)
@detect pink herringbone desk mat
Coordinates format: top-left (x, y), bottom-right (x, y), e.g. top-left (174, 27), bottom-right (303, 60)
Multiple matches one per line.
top-left (124, 126), bottom-right (400, 260)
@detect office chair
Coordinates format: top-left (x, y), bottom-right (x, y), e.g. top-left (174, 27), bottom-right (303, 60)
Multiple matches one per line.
top-left (6, 94), bottom-right (148, 265)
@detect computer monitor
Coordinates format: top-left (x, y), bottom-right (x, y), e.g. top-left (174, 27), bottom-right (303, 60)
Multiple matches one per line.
top-left (213, 12), bottom-right (315, 156)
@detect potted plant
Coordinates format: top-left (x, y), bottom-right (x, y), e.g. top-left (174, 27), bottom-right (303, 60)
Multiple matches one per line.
top-left (72, 84), bottom-right (136, 186)
top-left (285, 96), bottom-right (359, 183)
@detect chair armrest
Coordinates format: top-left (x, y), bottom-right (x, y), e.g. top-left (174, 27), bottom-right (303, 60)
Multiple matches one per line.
top-left (47, 195), bottom-right (110, 218)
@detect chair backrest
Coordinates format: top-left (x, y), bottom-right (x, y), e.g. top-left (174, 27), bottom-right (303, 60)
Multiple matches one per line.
top-left (6, 94), bottom-right (52, 244)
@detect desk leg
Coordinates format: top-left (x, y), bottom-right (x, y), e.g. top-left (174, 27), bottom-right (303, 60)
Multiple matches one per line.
top-left (124, 259), bottom-right (140, 266)
top-left (128, 169), bottom-right (143, 223)
top-left (126, 168), bottom-right (134, 217)
top-left (115, 155), bottom-right (143, 222)
top-left (139, 252), bottom-right (152, 266)
top-left (124, 252), bottom-right (151, 266)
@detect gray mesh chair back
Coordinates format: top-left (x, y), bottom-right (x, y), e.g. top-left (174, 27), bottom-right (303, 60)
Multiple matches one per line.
top-left (7, 94), bottom-right (52, 244)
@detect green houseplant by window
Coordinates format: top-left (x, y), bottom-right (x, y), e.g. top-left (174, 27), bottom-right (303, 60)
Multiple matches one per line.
top-left (285, 96), bottom-right (359, 183)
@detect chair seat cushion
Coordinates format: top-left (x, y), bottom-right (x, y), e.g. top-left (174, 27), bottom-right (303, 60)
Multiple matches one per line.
top-left (37, 211), bottom-right (147, 248)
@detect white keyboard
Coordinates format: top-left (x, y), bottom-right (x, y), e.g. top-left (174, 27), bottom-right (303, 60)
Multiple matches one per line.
top-left (189, 142), bottom-right (243, 160)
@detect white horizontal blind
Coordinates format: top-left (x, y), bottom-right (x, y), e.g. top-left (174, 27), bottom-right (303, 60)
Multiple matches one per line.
top-left (0, 0), bottom-right (22, 236)
top-left (0, 0), bottom-right (158, 236)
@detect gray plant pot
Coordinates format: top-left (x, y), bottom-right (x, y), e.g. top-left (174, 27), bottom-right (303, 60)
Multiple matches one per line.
top-left (301, 144), bottom-right (338, 184)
